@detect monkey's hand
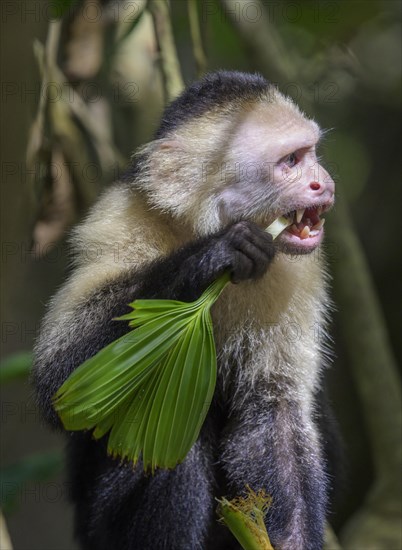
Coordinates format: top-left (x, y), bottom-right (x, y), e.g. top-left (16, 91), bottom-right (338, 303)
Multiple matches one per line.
top-left (137, 220), bottom-right (276, 302)
top-left (214, 221), bottom-right (275, 284)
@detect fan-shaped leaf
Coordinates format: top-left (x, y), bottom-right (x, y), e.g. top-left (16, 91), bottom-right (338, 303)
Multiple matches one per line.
top-left (53, 219), bottom-right (290, 469)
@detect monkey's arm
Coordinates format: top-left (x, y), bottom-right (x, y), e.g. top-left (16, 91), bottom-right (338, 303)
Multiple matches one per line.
top-left (221, 394), bottom-right (327, 550)
top-left (32, 221), bottom-right (275, 428)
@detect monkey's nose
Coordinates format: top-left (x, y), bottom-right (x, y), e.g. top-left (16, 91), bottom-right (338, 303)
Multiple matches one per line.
top-left (309, 179), bottom-right (335, 206)
top-left (310, 182), bottom-right (321, 191)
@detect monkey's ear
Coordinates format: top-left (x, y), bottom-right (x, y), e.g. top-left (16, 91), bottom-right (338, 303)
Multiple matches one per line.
top-left (148, 139), bottom-right (183, 179)
top-left (158, 139), bottom-right (182, 151)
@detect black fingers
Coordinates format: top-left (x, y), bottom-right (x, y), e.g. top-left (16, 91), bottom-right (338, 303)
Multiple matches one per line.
top-left (219, 221), bottom-right (275, 284)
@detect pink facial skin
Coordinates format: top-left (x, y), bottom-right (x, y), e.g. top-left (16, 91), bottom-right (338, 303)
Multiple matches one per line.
top-left (219, 103), bottom-right (335, 254)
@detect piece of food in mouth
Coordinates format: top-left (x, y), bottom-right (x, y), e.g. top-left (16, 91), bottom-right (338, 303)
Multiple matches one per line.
top-left (284, 205), bottom-right (327, 240)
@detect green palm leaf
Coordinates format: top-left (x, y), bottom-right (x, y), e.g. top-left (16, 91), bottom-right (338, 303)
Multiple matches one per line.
top-left (53, 218), bottom-right (290, 470)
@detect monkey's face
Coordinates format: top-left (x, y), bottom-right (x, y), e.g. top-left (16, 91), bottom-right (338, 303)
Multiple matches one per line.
top-left (142, 89), bottom-right (334, 253)
top-left (217, 99), bottom-right (335, 255)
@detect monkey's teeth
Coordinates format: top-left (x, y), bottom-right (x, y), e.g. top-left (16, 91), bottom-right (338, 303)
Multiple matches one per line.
top-left (312, 219), bottom-right (325, 230)
top-left (287, 210), bottom-right (325, 239)
top-left (317, 206), bottom-right (323, 215)
top-left (296, 209), bottom-right (305, 223)
top-left (300, 225), bottom-right (310, 239)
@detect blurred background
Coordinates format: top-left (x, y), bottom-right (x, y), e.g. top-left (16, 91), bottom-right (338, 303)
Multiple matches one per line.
top-left (1, 1), bottom-right (401, 549)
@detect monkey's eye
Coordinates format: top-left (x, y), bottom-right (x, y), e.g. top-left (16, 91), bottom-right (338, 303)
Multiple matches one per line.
top-left (281, 152), bottom-right (298, 168)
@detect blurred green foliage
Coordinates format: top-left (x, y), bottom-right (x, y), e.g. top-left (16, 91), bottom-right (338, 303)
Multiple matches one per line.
top-left (0, 353), bottom-right (32, 384)
top-left (279, 0), bottom-right (381, 40)
top-left (1, 452), bottom-right (63, 513)
top-left (51, 0), bottom-right (79, 18)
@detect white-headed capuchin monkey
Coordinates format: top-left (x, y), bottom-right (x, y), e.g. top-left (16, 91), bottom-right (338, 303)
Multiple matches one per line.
top-left (33, 71), bottom-right (337, 550)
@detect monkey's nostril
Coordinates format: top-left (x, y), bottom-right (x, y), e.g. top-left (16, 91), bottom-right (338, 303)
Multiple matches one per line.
top-left (310, 182), bottom-right (321, 191)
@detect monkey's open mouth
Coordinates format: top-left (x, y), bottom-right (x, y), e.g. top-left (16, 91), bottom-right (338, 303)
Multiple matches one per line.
top-left (284, 205), bottom-right (328, 239)
top-left (279, 204), bottom-right (330, 253)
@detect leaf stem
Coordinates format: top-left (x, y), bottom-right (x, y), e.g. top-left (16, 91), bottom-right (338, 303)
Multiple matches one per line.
top-left (196, 216), bottom-right (291, 309)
